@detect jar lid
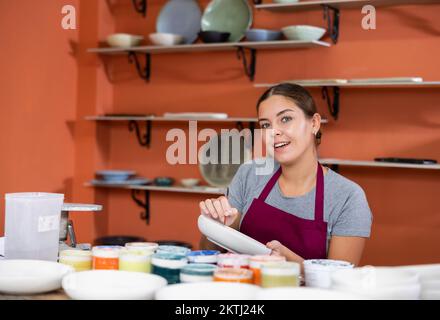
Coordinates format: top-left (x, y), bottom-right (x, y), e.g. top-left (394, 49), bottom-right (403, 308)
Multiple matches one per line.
top-left (157, 245), bottom-right (191, 256)
top-left (181, 264), bottom-right (217, 276)
top-left (153, 251), bottom-right (187, 261)
top-left (120, 248), bottom-right (154, 257)
top-left (261, 262), bottom-right (301, 276)
top-left (214, 267), bottom-right (253, 280)
top-left (217, 253), bottom-right (250, 266)
top-left (92, 246), bottom-right (123, 258)
top-left (125, 242), bottom-right (158, 251)
top-left (187, 250), bottom-right (220, 263)
top-left (304, 259), bottom-right (354, 270)
top-left (60, 249), bottom-right (92, 257)
top-left (249, 255), bottom-right (286, 268)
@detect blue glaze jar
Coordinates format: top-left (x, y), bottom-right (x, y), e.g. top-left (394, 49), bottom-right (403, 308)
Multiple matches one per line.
top-left (156, 245), bottom-right (191, 256)
top-left (180, 263), bottom-right (218, 283)
top-left (187, 250), bottom-right (220, 264)
top-left (151, 252), bottom-right (188, 284)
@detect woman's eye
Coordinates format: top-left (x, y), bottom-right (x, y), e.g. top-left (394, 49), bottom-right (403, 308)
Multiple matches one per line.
top-left (260, 123), bottom-right (270, 129)
top-left (281, 116), bottom-right (292, 123)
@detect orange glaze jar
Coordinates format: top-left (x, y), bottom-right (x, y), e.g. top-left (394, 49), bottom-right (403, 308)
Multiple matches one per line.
top-left (213, 267), bottom-right (253, 284)
top-left (217, 253), bottom-right (250, 269)
top-left (92, 246), bottom-right (123, 270)
top-left (249, 255), bottom-right (287, 286)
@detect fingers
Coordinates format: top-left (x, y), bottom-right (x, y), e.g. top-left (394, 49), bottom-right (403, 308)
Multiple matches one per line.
top-left (199, 196), bottom-right (237, 223)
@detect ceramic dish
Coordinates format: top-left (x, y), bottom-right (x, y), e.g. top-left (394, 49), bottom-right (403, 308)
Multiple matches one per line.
top-left (281, 25), bottom-right (326, 41)
top-left (62, 270), bottom-right (167, 300)
top-left (199, 31), bottom-right (231, 43)
top-left (180, 178), bottom-right (200, 187)
top-left (0, 260), bottom-right (74, 294)
top-left (154, 177), bottom-right (175, 186)
top-left (106, 33), bottom-right (143, 48)
top-left (198, 215), bottom-right (271, 255)
top-left (90, 178), bottom-right (151, 186)
top-left (245, 29), bottom-right (282, 42)
top-left (155, 282), bottom-right (260, 300)
top-left (96, 170), bottom-right (136, 182)
top-left (256, 287), bottom-right (365, 300)
top-left (156, 0), bottom-right (202, 44)
top-left (201, 0), bottom-right (252, 42)
top-left (149, 33), bottom-right (184, 46)
top-left (198, 132), bottom-right (252, 187)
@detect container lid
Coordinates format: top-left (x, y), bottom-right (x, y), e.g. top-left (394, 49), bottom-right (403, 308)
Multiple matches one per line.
top-left (60, 249), bottom-right (92, 257)
top-left (120, 248), bottom-right (154, 257)
top-left (92, 245), bottom-right (123, 258)
top-left (261, 262), bottom-right (301, 276)
top-left (181, 264), bottom-right (217, 276)
top-left (217, 253), bottom-right (250, 266)
top-left (157, 245), bottom-right (191, 256)
top-left (214, 267), bottom-right (253, 280)
top-left (125, 242), bottom-right (159, 250)
top-left (187, 250), bottom-right (220, 263)
top-left (249, 255), bottom-right (286, 268)
top-left (153, 251), bottom-right (187, 261)
top-left (304, 259), bottom-right (354, 270)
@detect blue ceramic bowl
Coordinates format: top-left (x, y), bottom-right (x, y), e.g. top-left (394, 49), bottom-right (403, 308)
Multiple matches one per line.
top-left (96, 170), bottom-right (136, 182)
top-left (245, 29), bottom-right (282, 42)
top-left (154, 177), bottom-right (175, 187)
top-left (199, 31), bottom-right (231, 43)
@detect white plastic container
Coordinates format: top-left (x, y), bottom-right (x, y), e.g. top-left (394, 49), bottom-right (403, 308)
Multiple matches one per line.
top-left (304, 259), bottom-right (354, 289)
top-left (4, 193), bottom-right (64, 261)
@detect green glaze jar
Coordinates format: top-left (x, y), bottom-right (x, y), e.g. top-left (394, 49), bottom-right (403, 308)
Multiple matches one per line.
top-left (261, 262), bottom-right (300, 288)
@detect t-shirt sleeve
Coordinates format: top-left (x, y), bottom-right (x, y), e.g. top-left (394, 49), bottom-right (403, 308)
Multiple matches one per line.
top-left (331, 186), bottom-right (373, 238)
top-left (225, 164), bottom-right (247, 214)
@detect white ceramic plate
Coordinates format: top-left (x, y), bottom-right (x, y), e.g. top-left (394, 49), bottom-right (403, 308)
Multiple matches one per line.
top-left (0, 260), bottom-right (74, 294)
top-left (62, 270), bottom-right (167, 300)
top-left (198, 214), bottom-right (271, 255)
top-left (155, 282), bottom-right (260, 300)
top-left (256, 287), bottom-right (365, 300)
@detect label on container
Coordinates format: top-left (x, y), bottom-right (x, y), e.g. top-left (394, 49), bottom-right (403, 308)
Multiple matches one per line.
top-left (38, 215), bottom-right (60, 233)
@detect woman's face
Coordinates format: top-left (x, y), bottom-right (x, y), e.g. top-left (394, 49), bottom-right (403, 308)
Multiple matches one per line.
top-left (258, 94), bottom-right (319, 165)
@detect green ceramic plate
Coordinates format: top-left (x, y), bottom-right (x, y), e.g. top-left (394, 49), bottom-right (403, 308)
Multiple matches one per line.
top-left (201, 0), bottom-right (253, 42)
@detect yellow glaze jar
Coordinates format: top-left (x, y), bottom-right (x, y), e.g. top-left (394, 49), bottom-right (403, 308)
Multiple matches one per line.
top-left (119, 248), bottom-right (153, 273)
top-left (59, 249), bottom-right (92, 272)
top-left (261, 262), bottom-right (300, 288)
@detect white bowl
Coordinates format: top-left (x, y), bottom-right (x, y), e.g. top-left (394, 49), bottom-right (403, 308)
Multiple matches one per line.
top-left (155, 282), bottom-right (260, 300)
top-left (304, 259), bottom-right (354, 289)
top-left (421, 289), bottom-right (440, 300)
top-left (395, 264), bottom-right (440, 282)
top-left (0, 260), bottom-right (74, 295)
top-left (198, 214), bottom-right (271, 255)
top-left (180, 178), bottom-right (200, 188)
top-left (332, 283), bottom-right (421, 300)
top-left (106, 33), bottom-right (144, 48)
top-left (256, 287), bottom-right (365, 300)
top-left (149, 33), bottom-right (184, 46)
top-left (62, 270), bottom-right (167, 300)
top-left (281, 25), bottom-right (326, 41)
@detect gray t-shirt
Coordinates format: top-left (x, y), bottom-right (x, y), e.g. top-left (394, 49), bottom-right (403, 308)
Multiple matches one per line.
top-left (227, 158), bottom-right (373, 250)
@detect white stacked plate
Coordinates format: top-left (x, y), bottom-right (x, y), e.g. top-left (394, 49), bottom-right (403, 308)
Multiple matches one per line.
top-left (330, 266), bottom-right (421, 300)
top-left (256, 287), bottom-right (365, 300)
top-left (395, 264), bottom-right (440, 300)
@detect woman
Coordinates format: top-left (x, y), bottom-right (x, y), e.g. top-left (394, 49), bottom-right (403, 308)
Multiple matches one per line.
top-left (199, 83), bottom-right (372, 267)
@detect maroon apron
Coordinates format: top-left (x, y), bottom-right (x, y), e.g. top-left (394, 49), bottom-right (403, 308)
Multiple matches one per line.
top-left (240, 163), bottom-right (327, 260)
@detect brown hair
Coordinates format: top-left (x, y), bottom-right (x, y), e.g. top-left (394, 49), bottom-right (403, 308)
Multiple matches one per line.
top-left (256, 83), bottom-right (322, 145)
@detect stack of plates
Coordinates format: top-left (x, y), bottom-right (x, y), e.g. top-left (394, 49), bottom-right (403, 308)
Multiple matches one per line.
top-left (330, 266), bottom-right (421, 300)
top-left (395, 264), bottom-right (440, 300)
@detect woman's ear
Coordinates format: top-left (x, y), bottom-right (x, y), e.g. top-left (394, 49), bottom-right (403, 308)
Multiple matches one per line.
top-left (312, 113), bottom-right (322, 135)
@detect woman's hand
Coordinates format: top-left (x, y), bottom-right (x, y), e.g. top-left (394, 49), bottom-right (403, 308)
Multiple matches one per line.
top-left (266, 240), bottom-right (305, 266)
top-left (199, 196), bottom-right (239, 227)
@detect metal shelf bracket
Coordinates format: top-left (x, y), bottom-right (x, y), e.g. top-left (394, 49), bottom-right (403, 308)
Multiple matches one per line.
top-left (236, 47), bottom-right (257, 81)
top-left (131, 0), bottom-right (147, 17)
top-left (128, 51), bottom-right (151, 82)
top-left (321, 86), bottom-right (340, 120)
top-left (128, 120), bottom-right (152, 148)
top-left (322, 5), bottom-right (340, 44)
top-left (131, 190), bottom-right (150, 224)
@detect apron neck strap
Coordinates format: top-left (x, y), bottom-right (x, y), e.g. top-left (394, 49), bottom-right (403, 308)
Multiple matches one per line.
top-left (258, 162), bottom-right (325, 223)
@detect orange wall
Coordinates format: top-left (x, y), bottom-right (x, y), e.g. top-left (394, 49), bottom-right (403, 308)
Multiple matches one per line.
top-left (1, 1), bottom-right (439, 267)
top-left (0, 0), bottom-right (79, 234)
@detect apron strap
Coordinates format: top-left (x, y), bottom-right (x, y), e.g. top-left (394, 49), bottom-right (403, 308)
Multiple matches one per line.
top-left (315, 162), bottom-right (325, 224)
top-left (258, 162), bottom-right (325, 224)
top-left (258, 167), bottom-right (282, 201)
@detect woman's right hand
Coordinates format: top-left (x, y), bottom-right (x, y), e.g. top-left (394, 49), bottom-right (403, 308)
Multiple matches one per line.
top-left (199, 196), bottom-right (239, 227)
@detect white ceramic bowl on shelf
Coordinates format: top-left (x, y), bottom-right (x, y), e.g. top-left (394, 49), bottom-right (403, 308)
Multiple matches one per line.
top-left (281, 25), bottom-right (326, 41)
top-left (106, 33), bottom-right (144, 48)
top-left (149, 33), bottom-right (184, 46)
top-left (180, 178), bottom-right (200, 187)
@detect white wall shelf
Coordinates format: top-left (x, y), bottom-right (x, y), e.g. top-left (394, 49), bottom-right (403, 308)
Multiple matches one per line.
top-left (320, 158), bottom-right (440, 170)
top-left (88, 40), bottom-right (330, 82)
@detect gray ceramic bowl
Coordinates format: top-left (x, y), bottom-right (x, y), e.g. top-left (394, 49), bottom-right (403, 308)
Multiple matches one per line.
top-left (245, 29), bottom-right (282, 42)
top-left (154, 177), bottom-right (175, 187)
